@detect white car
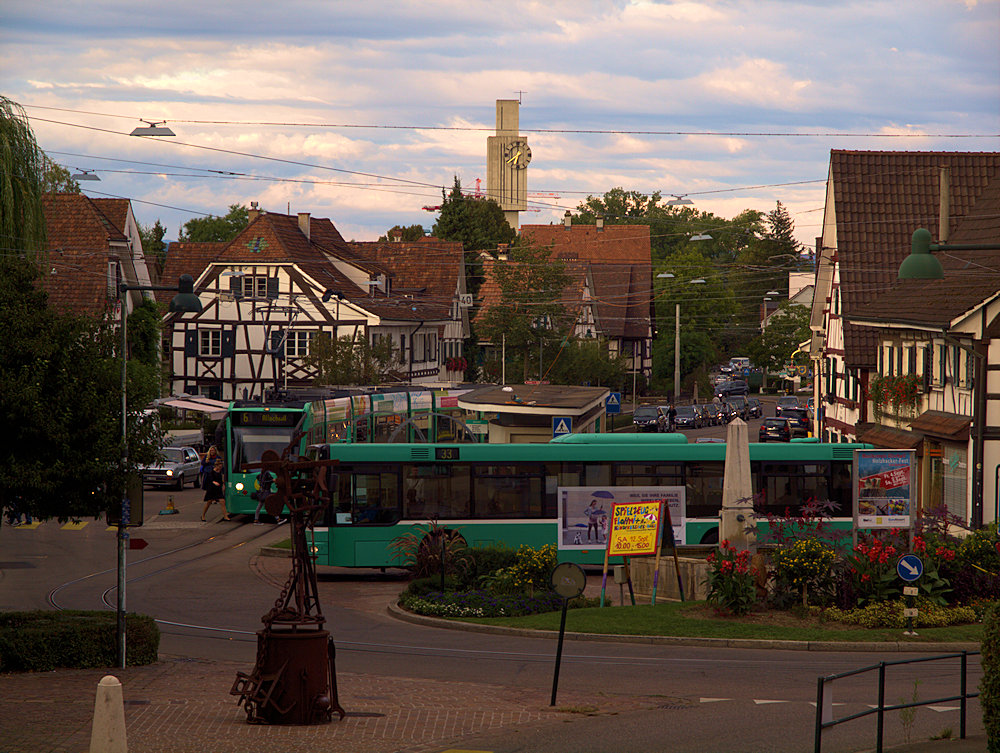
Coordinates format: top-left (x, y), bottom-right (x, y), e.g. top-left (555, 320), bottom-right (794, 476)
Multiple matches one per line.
top-left (140, 446), bottom-right (203, 489)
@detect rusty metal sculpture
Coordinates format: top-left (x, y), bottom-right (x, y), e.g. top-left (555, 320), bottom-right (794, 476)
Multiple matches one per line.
top-left (230, 441), bottom-right (346, 724)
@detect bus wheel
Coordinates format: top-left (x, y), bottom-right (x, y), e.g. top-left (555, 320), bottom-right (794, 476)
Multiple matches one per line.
top-left (699, 528), bottom-right (720, 545)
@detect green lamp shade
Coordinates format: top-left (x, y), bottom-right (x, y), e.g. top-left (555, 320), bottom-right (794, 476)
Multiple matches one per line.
top-left (897, 228), bottom-right (944, 280)
top-left (169, 274), bottom-right (203, 313)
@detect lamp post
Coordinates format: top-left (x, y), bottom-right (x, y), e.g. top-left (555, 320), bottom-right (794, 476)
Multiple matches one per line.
top-left (657, 273), bottom-right (706, 401)
top-left (897, 228), bottom-right (1000, 529)
top-left (116, 274), bottom-right (201, 668)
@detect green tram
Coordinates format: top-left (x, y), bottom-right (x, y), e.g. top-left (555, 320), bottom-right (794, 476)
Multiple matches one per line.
top-left (304, 435), bottom-right (867, 569)
top-left (222, 389), bottom-right (473, 513)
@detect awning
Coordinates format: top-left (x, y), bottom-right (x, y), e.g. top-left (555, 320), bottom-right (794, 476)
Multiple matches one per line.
top-left (909, 410), bottom-right (971, 442)
top-left (153, 396), bottom-right (229, 419)
top-left (856, 422), bottom-right (923, 450)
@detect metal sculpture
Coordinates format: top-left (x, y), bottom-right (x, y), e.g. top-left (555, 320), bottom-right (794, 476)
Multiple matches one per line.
top-left (230, 440), bottom-right (346, 724)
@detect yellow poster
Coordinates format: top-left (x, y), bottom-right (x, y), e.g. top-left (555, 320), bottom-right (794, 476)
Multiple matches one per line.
top-left (607, 501), bottom-right (662, 556)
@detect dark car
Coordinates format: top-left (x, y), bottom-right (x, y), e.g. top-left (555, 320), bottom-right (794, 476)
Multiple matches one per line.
top-left (776, 396), bottom-right (800, 415)
top-left (782, 407), bottom-right (811, 438)
top-left (759, 417), bottom-right (792, 442)
top-left (673, 404), bottom-right (702, 430)
top-left (746, 397), bottom-right (763, 419)
top-left (727, 395), bottom-right (751, 420)
top-left (692, 404), bottom-right (715, 426)
top-left (632, 405), bottom-right (661, 432)
top-left (702, 403), bottom-right (724, 426)
top-left (716, 380), bottom-right (749, 398)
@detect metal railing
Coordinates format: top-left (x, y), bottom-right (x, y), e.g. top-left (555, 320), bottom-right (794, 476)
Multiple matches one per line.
top-left (814, 651), bottom-right (980, 753)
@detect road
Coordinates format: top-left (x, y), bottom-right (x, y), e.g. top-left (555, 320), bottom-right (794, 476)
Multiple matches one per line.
top-left (0, 464), bottom-right (984, 753)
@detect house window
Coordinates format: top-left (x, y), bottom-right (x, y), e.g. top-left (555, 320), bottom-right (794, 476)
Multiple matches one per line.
top-left (965, 351), bottom-right (975, 389)
top-left (937, 342), bottom-right (946, 385)
top-left (907, 346), bottom-right (916, 375)
top-left (886, 346), bottom-right (894, 376)
top-left (953, 346), bottom-right (961, 387)
top-left (199, 330), bottom-right (221, 357)
top-left (896, 346), bottom-right (903, 376)
top-left (286, 331), bottom-right (311, 359)
top-left (232, 275), bottom-right (277, 299)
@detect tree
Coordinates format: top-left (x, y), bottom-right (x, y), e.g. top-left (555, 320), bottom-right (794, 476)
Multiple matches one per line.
top-left (0, 97), bottom-right (47, 258)
top-left (378, 224), bottom-right (425, 242)
top-left (745, 301), bottom-right (811, 383)
top-left (547, 338), bottom-right (629, 390)
top-left (41, 153), bottom-right (80, 193)
top-left (432, 177), bottom-right (516, 299)
top-left (179, 204), bottom-right (248, 243)
top-left (139, 220), bottom-right (168, 269)
top-left (306, 332), bottom-right (398, 386)
top-left (476, 240), bottom-right (570, 382)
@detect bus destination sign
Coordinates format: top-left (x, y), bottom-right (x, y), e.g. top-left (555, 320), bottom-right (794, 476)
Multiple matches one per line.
top-left (232, 411), bottom-right (300, 427)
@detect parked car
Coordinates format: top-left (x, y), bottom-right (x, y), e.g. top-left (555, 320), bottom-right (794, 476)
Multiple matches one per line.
top-left (632, 405), bottom-right (661, 433)
top-left (746, 397), bottom-right (763, 419)
top-left (140, 446), bottom-right (202, 489)
top-left (782, 407), bottom-right (811, 438)
top-left (716, 380), bottom-right (749, 398)
top-left (759, 417), bottom-right (792, 442)
top-left (776, 396), bottom-right (800, 415)
top-left (726, 395), bottom-right (750, 420)
top-left (673, 404), bottom-right (702, 430)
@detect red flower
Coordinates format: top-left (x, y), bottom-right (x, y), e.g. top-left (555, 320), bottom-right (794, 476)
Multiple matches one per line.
top-left (861, 573), bottom-right (871, 582)
top-left (914, 536), bottom-right (927, 554)
top-left (706, 551), bottom-right (716, 563)
top-left (720, 539), bottom-right (730, 550)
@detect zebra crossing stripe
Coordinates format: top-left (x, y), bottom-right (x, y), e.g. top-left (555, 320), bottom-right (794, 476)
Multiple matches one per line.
top-left (928, 706), bottom-right (961, 712)
top-left (60, 521), bottom-right (88, 530)
top-left (700, 698), bottom-right (731, 703)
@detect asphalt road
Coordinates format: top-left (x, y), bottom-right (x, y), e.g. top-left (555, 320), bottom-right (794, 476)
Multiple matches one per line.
top-left (0, 464), bottom-right (984, 753)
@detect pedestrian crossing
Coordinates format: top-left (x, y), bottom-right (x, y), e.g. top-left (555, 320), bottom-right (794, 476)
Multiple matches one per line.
top-left (5, 520), bottom-right (114, 531)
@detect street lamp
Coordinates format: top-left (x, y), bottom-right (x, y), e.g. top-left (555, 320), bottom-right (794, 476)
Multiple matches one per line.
top-left (129, 120), bottom-right (176, 137)
top-left (116, 274), bottom-right (201, 668)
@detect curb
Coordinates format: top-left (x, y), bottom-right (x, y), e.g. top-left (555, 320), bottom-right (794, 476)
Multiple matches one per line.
top-left (258, 545), bottom-right (290, 558)
top-left (385, 601), bottom-right (980, 653)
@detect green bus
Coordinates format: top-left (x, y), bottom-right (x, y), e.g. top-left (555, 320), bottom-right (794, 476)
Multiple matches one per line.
top-left (304, 435), bottom-right (867, 569)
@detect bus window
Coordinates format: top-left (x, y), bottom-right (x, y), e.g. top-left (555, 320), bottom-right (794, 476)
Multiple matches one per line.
top-left (403, 464), bottom-right (471, 519)
top-left (758, 462), bottom-right (832, 518)
top-left (686, 462), bottom-right (724, 518)
top-left (614, 463), bottom-right (683, 487)
top-left (352, 468), bottom-right (400, 525)
top-left (581, 462), bottom-right (611, 487)
top-left (473, 464), bottom-right (545, 518)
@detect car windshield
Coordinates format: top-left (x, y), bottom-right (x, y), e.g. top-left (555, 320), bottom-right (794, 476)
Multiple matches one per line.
top-left (729, 397), bottom-right (746, 405)
top-left (785, 409), bottom-right (808, 419)
top-left (161, 448), bottom-right (185, 463)
top-left (676, 406), bottom-right (696, 416)
top-left (778, 397), bottom-right (799, 406)
top-left (764, 419), bottom-right (787, 427)
top-left (634, 407), bottom-right (658, 419)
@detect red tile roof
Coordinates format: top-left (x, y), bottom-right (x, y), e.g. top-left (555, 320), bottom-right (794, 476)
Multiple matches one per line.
top-left (40, 193), bottom-right (128, 315)
top-left (829, 150), bottom-right (1000, 366)
top-left (520, 223), bottom-right (651, 264)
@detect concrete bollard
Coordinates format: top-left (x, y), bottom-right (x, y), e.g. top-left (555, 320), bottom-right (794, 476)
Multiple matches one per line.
top-left (89, 674), bottom-right (127, 753)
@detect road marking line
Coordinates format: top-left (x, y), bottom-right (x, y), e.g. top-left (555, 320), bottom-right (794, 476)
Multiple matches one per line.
top-left (12, 522), bottom-right (41, 529)
top-left (753, 699), bottom-right (788, 705)
top-left (928, 706), bottom-right (961, 712)
top-left (809, 702), bottom-right (846, 707)
top-left (700, 698), bottom-right (732, 703)
top-left (61, 521), bottom-right (88, 530)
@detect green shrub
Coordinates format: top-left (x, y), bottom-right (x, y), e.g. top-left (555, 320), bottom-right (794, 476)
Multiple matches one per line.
top-left (458, 545), bottom-right (518, 589)
top-left (823, 599), bottom-right (977, 629)
top-left (0, 610), bottom-right (159, 672)
top-left (404, 575), bottom-right (462, 597)
top-left (981, 602), bottom-right (1000, 752)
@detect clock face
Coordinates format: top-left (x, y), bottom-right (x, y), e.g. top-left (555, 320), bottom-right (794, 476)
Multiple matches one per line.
top-left (504, 140), bottom-right (532, 169)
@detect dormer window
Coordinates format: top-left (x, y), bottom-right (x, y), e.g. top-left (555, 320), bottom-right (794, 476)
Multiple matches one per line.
top-left (231, 274), bottom-right (278, 300)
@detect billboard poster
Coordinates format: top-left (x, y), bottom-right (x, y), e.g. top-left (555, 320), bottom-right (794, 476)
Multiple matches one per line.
top-left (558, 486), bottom-right (685, 550)
top-left (607, 501), bottom-right (663, 557)
top-left (853, 449), bottom-right (915, 529)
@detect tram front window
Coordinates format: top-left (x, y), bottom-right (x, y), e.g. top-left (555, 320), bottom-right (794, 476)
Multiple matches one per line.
top-left (231, 427), bottom-right (297, 471)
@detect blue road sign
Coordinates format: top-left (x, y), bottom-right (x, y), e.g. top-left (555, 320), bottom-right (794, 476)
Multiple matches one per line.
top-left (742, 367), bottom-right (751, 376)
top-left (605, 392), bottom-right (622, 415)
top-left (552, 416), bottom-right (573, 438)
top-left (897, 554), bottom-right (924, 582)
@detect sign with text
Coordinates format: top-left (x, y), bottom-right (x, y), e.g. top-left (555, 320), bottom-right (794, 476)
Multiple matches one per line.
top-left (853, 449), bottom-right (915, 529)
top-left (558, 486), bottom-right (685, 550)
top-left (607, 501), bottom-right (663, 556)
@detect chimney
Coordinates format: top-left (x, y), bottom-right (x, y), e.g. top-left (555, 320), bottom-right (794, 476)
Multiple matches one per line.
top-left (563, 211), bottom-right (572, 229)
top-left (596, 217), bottom-right (604, 232)
top-left (392, 230), bottom-right (402, 242)
top-left (497, 243), bottom-right (508, 261)
top-left (248, 201), bottom-right (260, 223)
top-left (298, 212), bottom-right (311, 240)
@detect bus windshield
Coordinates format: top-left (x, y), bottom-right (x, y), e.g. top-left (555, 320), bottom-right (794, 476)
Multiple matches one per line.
top-left (231, 426), bottom-right (297, 471)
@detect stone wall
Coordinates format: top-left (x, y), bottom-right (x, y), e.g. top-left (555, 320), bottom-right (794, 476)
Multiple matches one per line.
top-left (628, 555), bottom-right (710, 603)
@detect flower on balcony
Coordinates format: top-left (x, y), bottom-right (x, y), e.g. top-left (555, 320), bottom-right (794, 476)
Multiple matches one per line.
top-left (445, 356), bottom-right (468, 372)
top-left (866, 373), bottom-right (922, 421)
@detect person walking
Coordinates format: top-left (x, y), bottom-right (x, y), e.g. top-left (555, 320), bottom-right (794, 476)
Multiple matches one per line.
top-left (667, 404), bottom-right (677, 433)
top-left (201, 459), bottom-right (230, 522)
top-left (253, 469), bottom-right (274, 525)
top-left (199, 445), bottom-right (220, 488)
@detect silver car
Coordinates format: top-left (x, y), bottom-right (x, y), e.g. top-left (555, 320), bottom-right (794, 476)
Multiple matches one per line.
top-left (140, 446), bottom-right (202, 489)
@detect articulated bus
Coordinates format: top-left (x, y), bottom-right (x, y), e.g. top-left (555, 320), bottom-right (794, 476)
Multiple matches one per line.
top-left (303, 435), bottom-right (868, 569)
top-left (222, 388), bottom-right (474, 513)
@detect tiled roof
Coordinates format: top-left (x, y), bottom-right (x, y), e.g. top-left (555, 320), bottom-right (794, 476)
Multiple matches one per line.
top-left (156, 242), bottom-right (227, 304)
top-left (855, 422), bottom-right (923, 449)
top-left (520, 223), bottom-right (651, 264)
top-left (849, 171), bottom-right (1000, 329)
top-left (40, 193), bottom-right (127, 314)
top-left (830, 150), bottom-right (1000, 367)
top-left (909, 410), bottom-right (970, 441)
top-left (91, 198), bottom-right (130, 234)
top-left (590, 263), bottom-right (652, 338)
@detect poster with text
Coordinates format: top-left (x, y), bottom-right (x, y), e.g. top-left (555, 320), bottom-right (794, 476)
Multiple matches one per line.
top-left (607, 501), bottom-right (663, 556)
top-left (558, 486), bottom-right (685, 550)
top-left (854, 449), bottom-right (915, 529)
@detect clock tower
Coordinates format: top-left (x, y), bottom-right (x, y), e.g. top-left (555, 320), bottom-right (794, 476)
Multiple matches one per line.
top-left (486, 99), bottom-right (531, 229)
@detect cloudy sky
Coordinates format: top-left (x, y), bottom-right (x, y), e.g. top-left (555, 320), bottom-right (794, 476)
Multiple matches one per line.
top-left (2, 0), bottom-right (997, 246)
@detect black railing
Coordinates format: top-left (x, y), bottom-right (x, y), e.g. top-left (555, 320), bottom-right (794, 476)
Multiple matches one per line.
top-left (814, 651), bottom-right (980, 753)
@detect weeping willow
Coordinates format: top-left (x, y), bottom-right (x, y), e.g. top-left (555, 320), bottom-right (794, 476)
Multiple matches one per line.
top-left (0, 96), bottom-right (47, 259)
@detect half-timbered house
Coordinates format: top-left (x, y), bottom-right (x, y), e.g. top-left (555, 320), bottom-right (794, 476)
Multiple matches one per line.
top-left (161, 210), bottom-right (467, 401)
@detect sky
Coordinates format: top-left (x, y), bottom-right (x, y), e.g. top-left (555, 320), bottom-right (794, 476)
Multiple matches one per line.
top-left (2, 0), bottom-right (998, 248)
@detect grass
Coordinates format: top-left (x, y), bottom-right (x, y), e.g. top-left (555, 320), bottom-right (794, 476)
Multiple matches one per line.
top-left (447, 600), bottom-right (984, 644)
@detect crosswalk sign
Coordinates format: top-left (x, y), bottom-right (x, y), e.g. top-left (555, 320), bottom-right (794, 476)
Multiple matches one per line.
top-left (552, 416), bottom-right (573, 437)
top-left (605, 392), bottom-right (622, 415)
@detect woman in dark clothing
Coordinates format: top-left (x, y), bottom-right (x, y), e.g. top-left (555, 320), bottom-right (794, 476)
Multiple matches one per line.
top-left (201, 459), bottom-right (231, 522)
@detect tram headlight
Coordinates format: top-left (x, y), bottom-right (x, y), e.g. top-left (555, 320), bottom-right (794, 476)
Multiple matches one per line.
top-left (235, 482), bottom-right (245, 492)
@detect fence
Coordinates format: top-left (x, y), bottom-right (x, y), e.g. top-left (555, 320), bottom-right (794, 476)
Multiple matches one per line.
top-left (814, 651), bottom-right (980, 753)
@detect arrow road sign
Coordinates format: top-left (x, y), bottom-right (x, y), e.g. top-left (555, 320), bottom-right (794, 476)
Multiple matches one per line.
top-left (897, 554), bottom-right (923, 582)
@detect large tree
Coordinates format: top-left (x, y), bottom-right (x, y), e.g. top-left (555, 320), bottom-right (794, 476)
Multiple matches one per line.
top-left (378, 224), bottom-right (425, 242)
top-left (41, 154), bottom-right (81, 193)
top-left (179, 204), bottom-right (248, 243)
top-left (0, 97), bottom-right (47, 258)
top-left (476, 240), bottom-right (570, 382)
top-left (745, 301), bottom-right (811, 384)
top-left (139, 219), bottom-right (168, 270)
top-left (305, 333), bottom-right (398, 387)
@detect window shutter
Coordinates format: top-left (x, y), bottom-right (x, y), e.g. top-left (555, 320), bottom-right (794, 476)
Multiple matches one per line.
top-left (222, 329), bottom-right (236, 358)
top-left (184, 330), bottom-right (198, 357)
top-left (267, 277), bottom-right (279, 300)
top-left (230, 276), bottom-right (243, 300)
top-left (923, 347), bottom-right (932, 392)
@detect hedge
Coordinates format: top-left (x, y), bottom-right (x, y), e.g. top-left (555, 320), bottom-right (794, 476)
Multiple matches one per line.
top-left (0, 610), bottom-right (160, 672)
top-left (982, 602), bottom-right (1000, 753)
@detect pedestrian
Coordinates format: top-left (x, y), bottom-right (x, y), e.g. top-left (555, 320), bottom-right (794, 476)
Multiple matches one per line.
top-left (201, 459), bottom-right (231, 522)
top-left (667, 404), bottom-right (677, 433)
top-left (199, 445), bottom-right (220, 488)
top-left (253, 469), bottom-right (274, 525)
top-left (5, 498), bottom-right (32, 527)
